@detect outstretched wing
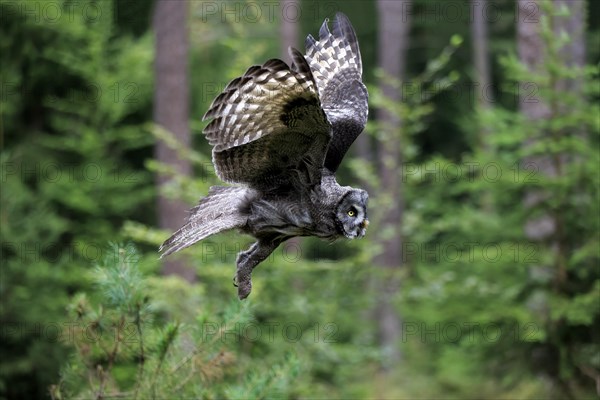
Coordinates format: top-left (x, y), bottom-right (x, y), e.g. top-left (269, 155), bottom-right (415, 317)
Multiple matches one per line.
top-left (203, 51), bottom-right (331, 190)
top-left (302, 12), bottom-right (368, 172)
top-left (159, 186), bottom-right (249, 257)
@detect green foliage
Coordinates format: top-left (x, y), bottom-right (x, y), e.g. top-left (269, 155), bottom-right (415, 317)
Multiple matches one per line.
top-left (1, 0), bottom-right (153, 397)
top-left (390, 4), bottom-right (600, 398)
top-left (3, 0), bottom-right (599, 399)
top-left (54, 243), bottom-right (306, 399)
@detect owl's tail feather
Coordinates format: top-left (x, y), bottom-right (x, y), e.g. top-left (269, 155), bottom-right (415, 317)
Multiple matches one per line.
top-left (159, 186), bottom-right (249, 258)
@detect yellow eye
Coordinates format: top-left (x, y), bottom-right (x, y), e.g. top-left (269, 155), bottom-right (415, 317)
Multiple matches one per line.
top-left (348, 210), bottom-right (356, 217)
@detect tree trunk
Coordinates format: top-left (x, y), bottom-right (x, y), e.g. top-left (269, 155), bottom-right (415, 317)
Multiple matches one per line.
top-left (517, 0), bottom-right (554, 242)
top-left (374, 0), bottom-right (411, 367)
top-left (471, 0), bottom-right (494, 211)
top-left (517, 0), bottom-right (550, 122)
top-left (471, 0), bottom-right (493, 149)
top-left (518, 0), bottom-right (566, 242)
top-left (154, 0), bottom-right (195, 282)
top-left (278, 0), bottom-right (304, 280)
top-left (279, 0), bottom-right (299, 64)
top-left (553, 0), bottom-right (585, 100)
top-left (518, 0), bottom-right (587, 394)
top-left (549, 0), bottom-right (586, 289)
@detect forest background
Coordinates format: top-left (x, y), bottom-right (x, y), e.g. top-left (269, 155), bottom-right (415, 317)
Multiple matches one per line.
top-left (1, 0), bottom-right (599, 398)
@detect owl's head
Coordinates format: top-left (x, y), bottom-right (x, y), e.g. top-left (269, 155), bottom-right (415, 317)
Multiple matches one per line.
top-left (335, 189), bottom-right (369, 239)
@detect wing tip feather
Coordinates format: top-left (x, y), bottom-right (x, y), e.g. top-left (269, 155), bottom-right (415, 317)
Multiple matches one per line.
top-left (319, 17), bottom-right (330, 39)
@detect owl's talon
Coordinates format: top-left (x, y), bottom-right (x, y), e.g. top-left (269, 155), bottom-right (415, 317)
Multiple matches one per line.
top-left (232, 275), bottom-right (238, 287)
top-left (238, 282), bottom-right (252, 300)
top-left (236, 274), bottom-right (252, 300)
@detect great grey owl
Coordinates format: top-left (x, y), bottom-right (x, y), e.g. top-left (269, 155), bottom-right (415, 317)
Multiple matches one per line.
top-left (160, 12), bottom-right (369, 299)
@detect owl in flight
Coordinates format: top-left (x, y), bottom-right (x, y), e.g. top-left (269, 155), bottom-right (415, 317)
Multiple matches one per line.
top-left (160, 13), bottom-right (369, 299)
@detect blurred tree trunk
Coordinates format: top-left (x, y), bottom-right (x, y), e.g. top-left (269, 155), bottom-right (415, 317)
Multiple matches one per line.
top-left (353, 129), bottom-right (373, 168)
top-left (373, 0), bottom-right (411, 367)
top-left (471, 0), bottom-right (494, 211)
top-left (517, 0), bottom-right (550, 121)
top-left (471, 0), bottom-right (493, 149)
top-left (279, 0), bottom-right (299, 65)
top-left (518, 0), bottom-right (588, 394)
top-left (154, 0), bottom-right (195, 282)
top-left (279, 0), bottom-right (302, 274)
top-left (517, 0), bottom-right (586, 263)
top-left (517, 0), bottom-right (553, 241)
top-left (353, 5), bottom-right (373, 170)
top-left (553, 0), bottom-right (585, 103)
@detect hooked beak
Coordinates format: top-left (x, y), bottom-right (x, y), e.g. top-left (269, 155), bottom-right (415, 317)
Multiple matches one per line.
top-left (346, 220), bottom-right (370, 239)
top-left (357, 219), bottom-right (369, 238)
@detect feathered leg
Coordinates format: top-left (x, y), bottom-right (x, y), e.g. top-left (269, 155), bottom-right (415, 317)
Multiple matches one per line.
top-left (236, 238), bottom-right (282, 300)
